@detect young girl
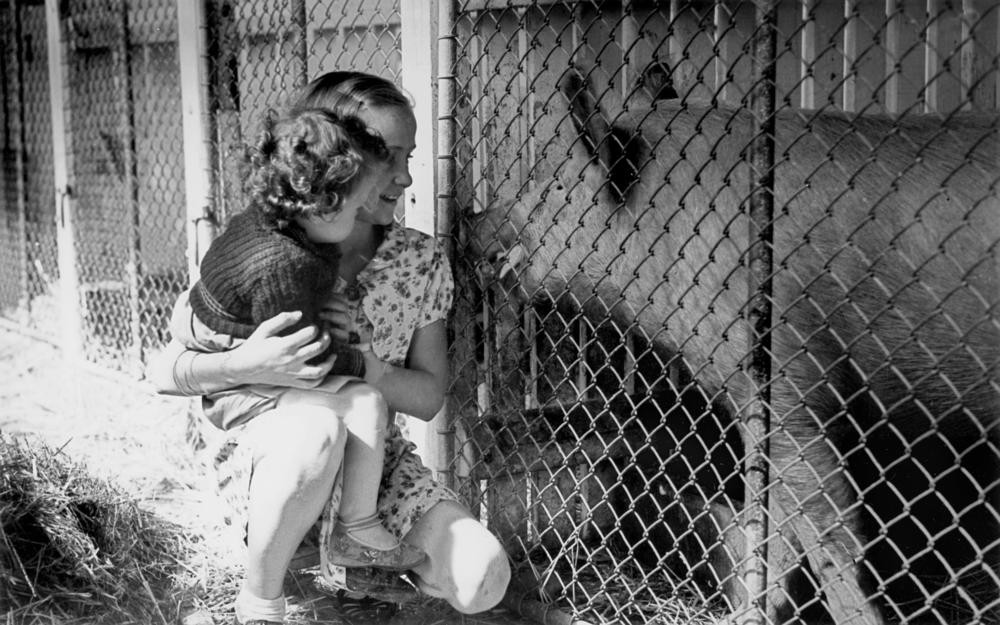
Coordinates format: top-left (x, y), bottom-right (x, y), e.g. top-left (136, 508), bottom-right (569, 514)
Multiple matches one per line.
top-left (151, 73), bottom-right (510, 625)
top-left (170, 107), bottom-right (425, 574)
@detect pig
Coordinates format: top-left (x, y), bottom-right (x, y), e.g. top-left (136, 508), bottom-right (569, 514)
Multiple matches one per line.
top-left (466, 67), bottom-right (1000, 625)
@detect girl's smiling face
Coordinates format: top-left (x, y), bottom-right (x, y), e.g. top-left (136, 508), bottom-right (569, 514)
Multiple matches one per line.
top-left (356, 105), bottom-right (416, 225)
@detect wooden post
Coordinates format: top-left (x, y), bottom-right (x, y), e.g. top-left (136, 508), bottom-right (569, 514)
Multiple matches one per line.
top-left (669, 0), bottom-right (682, 79)
top-left (960, 0), bottom-right (979, 110)
top-left (116, 2), bottom-right (142, 373)
top-left (621, 0), bottom-right (637, 98)
top-left (516, 7), bottom-right (536, 185)
top-left (401, 0), bottom-right (436, 236)
top-left (468, 11), bottom-right (490, 215)
top-left (924, 0), bottom-right (940, 113)
top-left (715, 1), bottom-right (733, 103)
top-left (843, 0), bottom-right (858, 112)
top-left (885, 0), bottom-right (902, 113)
top-left (800, 0), bottom-right (816, 109)
top-left (45, 0), bottom-right (83, 363)
top-left (400, 0), bottom-right (441, 471)
top-left (513, 6), bottom-right (539, 414)
top-left (177, 0), bottom-right (215, 284)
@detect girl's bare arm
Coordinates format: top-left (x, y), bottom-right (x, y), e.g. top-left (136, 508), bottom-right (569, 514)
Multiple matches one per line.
top-left (146, 311), bottom-right (335, 395)
top-left (363, 320), bottom-right (449, 421)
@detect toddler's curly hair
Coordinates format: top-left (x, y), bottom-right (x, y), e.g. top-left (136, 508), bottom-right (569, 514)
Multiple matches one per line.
top-left (245, 108), bottom-right (389, 227)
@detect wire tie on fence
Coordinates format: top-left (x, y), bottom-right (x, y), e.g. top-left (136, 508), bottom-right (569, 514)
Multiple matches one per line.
top-left (191, 205), bottom-right (217, 227)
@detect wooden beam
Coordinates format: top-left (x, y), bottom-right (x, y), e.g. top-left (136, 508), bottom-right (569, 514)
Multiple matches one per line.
top-left (800, 0), bottom-right (816, 109)
top-left (45, 0), bottom-right (83, 363)
top-left (177, 0), bottom-right (216, 282)
top-left (400, 0), bottom-right (436, 235)
top-left (843, 0), bottom-right (858, 111)
top-left (924, 0), bottom-right (940, 113)
top-left (885, 0), bottom-right (902, 113)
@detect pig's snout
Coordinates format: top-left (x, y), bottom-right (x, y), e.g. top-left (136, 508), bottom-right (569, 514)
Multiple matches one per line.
top-left (465, 205), bottom-right (529, 283)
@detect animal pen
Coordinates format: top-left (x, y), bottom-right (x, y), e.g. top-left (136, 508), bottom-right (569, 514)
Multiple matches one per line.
top-left (1, 1), bottom-right (998, 624)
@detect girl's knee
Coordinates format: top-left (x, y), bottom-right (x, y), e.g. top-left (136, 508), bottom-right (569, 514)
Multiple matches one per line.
top-left (340, 382), bottom-right (389, 430)
top-left (408, 502), bottom-right (511, 613)
top-left (449, 554), bottom-right (510, 614)
top-left (452, 526), bottom-right (510, 613)
top-left (249, 405), bottom-right (346, 470)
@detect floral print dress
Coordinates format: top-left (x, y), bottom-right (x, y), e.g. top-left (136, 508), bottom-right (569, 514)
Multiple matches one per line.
top-left (207, 224), bottom-right (462, 568)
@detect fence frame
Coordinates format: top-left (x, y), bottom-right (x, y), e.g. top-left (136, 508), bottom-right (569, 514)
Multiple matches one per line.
top-left (177, 0), bottom-right (215, 285)
top-left (740, 2), bottom-right (778, 623)
top-left (44, 0), bottom-right (82, 364)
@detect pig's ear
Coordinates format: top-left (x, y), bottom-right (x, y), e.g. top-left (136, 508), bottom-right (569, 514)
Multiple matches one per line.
top-left (560, 66), bottom-right (613, 170)
top-left (560, 67), bottom-right (638, 204)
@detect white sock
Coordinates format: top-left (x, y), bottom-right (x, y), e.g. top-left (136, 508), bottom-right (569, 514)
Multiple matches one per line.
top-left (234, 586), bottom-right (286, 624)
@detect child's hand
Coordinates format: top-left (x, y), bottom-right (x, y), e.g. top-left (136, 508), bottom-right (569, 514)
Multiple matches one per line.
top-left (317, 293), bottom-right (353, 344)
top-left (233, 311), bottom-right (335, 387)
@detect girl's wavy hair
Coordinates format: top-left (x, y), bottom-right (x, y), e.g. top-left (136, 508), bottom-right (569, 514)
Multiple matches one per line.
top-left (244, 107), bottom-right (389, 227)
top-left (291, 71), bottom-right (412, 118)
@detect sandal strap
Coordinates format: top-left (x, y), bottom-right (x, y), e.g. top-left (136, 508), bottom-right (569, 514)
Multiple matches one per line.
top-left (336, 513), bottom-right (383, 531)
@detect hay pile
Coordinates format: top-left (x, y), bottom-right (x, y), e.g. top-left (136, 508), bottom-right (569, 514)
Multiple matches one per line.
top-left (0, 433), bottom-right (194, 624)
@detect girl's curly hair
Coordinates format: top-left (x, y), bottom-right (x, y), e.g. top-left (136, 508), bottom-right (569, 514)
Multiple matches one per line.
top-left (244, 108), bottom-right (389, 227)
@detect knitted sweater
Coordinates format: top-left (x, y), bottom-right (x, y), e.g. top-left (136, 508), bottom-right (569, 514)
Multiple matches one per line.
top-left (189, 206), bottom-right (364, 376)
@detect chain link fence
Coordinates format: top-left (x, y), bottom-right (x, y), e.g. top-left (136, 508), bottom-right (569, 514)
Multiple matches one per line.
top-left (1, 1), bottom-right (999, 624)
top-left (0, 0), bottom-right (187, 371)
top-left (206, 0), bottom-right (404, 228)
top-left (0, 0), bottom-right (405, 375)
top-left (449, 1), bottom-right (1000, 624)
top-left (1, 2), bottom-right (58, 339)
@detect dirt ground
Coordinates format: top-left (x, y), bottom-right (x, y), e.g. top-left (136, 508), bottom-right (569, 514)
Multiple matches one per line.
top-left (0, 328), bottom-right (536, 625)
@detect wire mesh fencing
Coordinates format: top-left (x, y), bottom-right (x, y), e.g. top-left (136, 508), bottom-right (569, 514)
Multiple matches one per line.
top-left (0, 0), bottom-right (189, 371)
top-left (450, 2), bottom-right (1000, 624)
top-left (0, 0), bottom-right (405, 374)
top-left (1, 2), bottom-right (59, 339)
top-left (206, 0), bottom-right (404, 226)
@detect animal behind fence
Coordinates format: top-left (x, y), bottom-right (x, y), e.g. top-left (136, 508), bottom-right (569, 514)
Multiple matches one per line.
top-left (466, 67), bottom-right (1000, 625)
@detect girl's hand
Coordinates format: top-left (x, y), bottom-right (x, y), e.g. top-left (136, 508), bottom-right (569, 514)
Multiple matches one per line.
top-left (230, 311), bottom-right (335, 388)
top-left (317, 293), bottom-right (353, 344)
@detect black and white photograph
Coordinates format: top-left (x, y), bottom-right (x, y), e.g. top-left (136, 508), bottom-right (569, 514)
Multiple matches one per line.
top-left (1, 2), bottom-right (997, 624)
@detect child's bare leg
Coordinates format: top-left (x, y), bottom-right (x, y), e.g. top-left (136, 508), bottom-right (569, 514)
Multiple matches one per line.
top-left (335, 382), bottom-right (397, 550)
top-left (239, 391), bottom-right (348, 613)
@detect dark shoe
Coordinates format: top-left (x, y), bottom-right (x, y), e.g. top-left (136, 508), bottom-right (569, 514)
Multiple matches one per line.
top-left (327, 515), bottom-right (427, 571)
top-left (289, 543), bottom-right (320, 570)
top-left (288, 524), bottom-right (321, 570)
top-left (334, 591), bottom-right (399, 624)
top-left (314, 566), bottom-right (421, 604)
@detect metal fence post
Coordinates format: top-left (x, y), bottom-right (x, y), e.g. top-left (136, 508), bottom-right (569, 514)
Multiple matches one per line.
top-left (740, 1), bottom-right (777, 624)
top-left (45, 0), bottom-right (83, 363)
top-left (435, 0), bottom-right (457, 491)
top-left (177, 0), bottom-right (215, 283)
